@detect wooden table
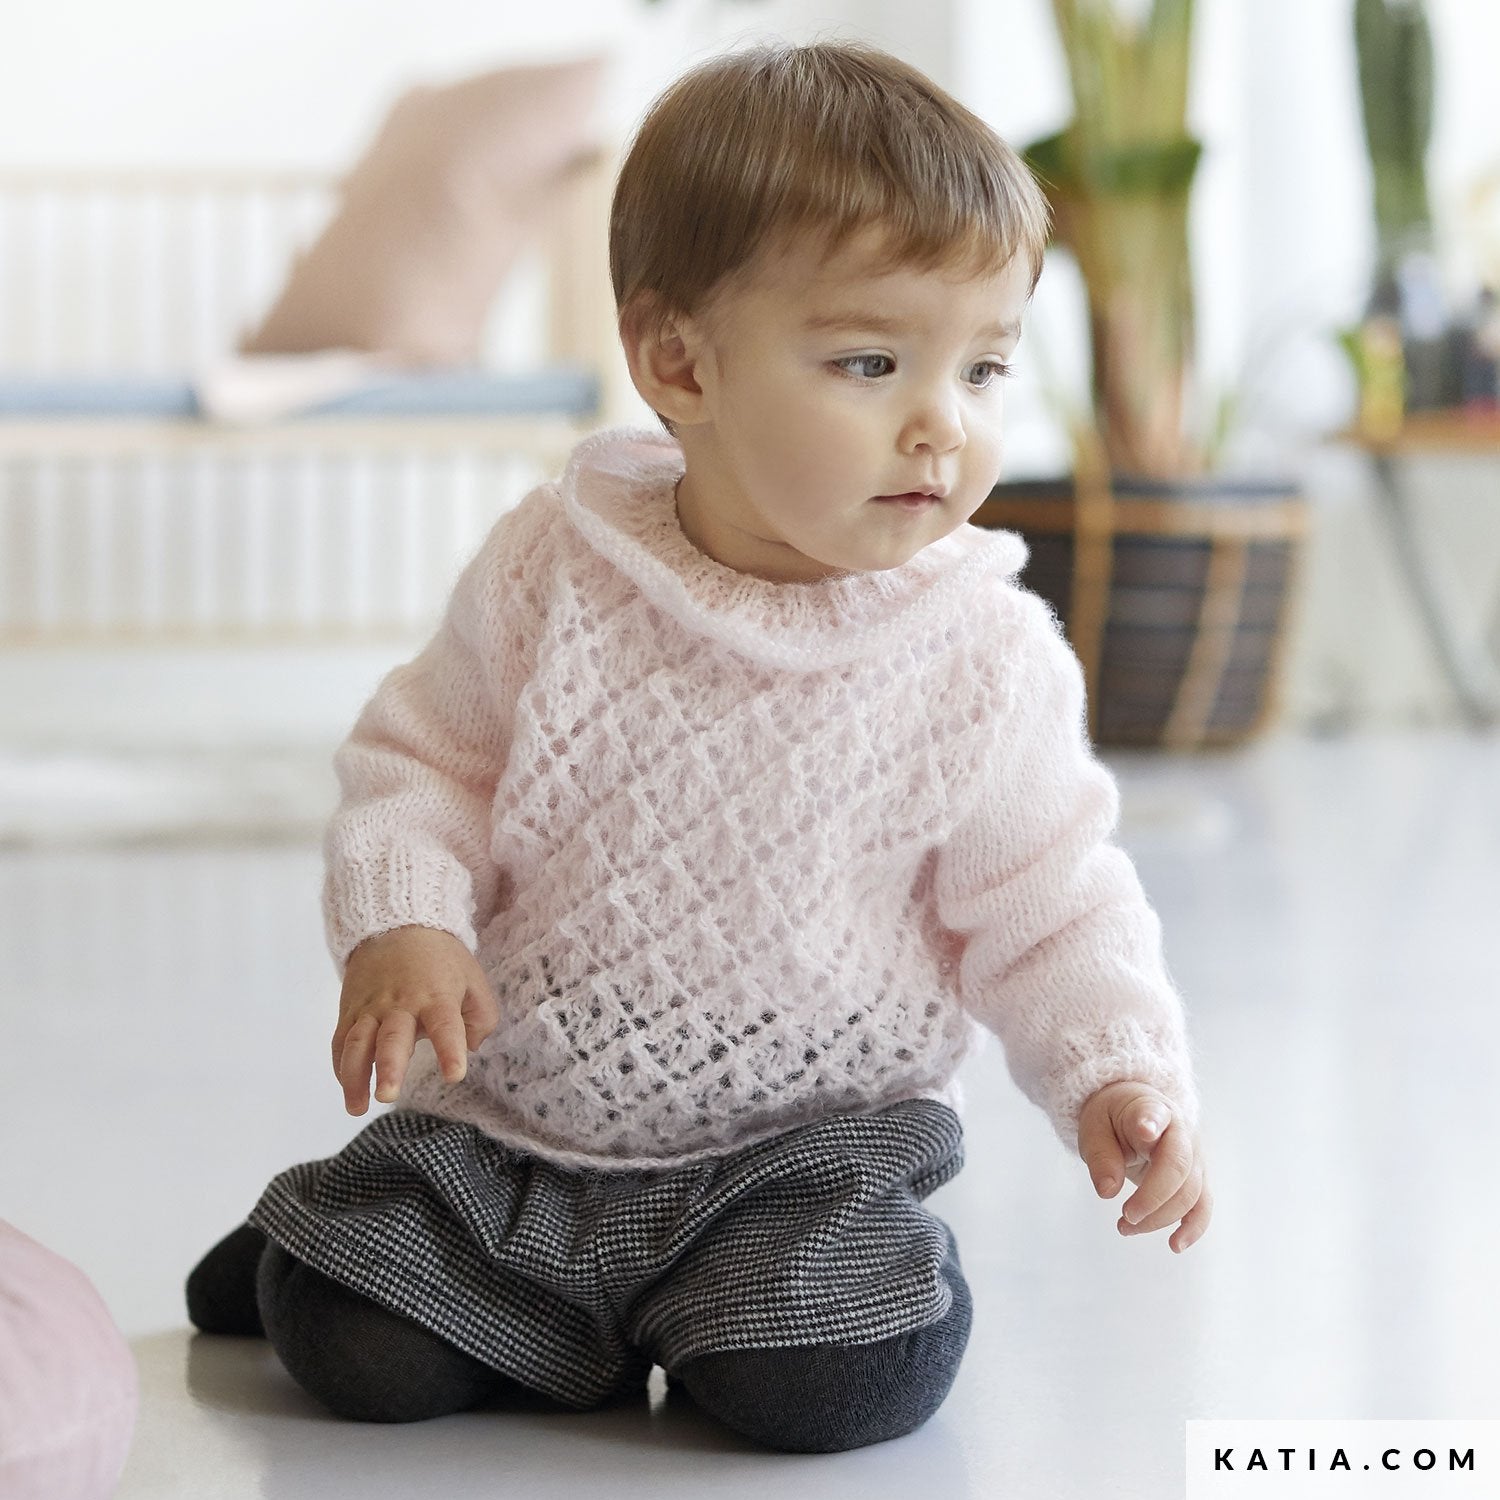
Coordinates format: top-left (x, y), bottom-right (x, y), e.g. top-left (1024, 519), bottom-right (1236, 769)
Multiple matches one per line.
top-left (1340, 411), bottom-right (1500, 726)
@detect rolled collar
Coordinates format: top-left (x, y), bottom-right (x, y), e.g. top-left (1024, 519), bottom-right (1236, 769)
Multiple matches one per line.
top-left (556, 425), bottom-right (1026, 672)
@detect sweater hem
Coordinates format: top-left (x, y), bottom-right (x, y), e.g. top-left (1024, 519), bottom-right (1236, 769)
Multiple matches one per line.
top-left (390, 1076), bottom-right (965, 1175)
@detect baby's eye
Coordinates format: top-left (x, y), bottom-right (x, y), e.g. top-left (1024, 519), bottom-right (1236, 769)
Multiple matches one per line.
top-left (968, 360), bottom-right (1015, 389)
top-left (832, 353), bottom-right (895, 380)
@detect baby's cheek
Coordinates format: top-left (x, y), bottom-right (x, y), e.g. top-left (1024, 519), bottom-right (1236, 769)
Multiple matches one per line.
top-left (755, 412), bottom-right (851, 498)
top-left (970, 419), bottom-right (1006, 478)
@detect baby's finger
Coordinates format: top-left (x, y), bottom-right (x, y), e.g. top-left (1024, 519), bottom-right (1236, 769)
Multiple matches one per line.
top-left (1119, 1121), bottom-right (1192, 1225)
top-left (373, 1011), bottom-right (418, 1104)
top-left (1128, 1098), bottom-right (1171, 1160)
top-left (421, 1003), bottom-right (471, 1084)
top-left (1119, 1165), bottom-right (1200, 1236)
top-left (331, 1012), bottom-right (362, 1081)
top-left (461, 983), bottom-right (500, 1052)
top-left (1076, 1105), bottom-right (1128, 1198)
top-left (337, 1014), bottom-right (379, 1115)
top-left (1169, 1179), bottom-right (1214, 1253)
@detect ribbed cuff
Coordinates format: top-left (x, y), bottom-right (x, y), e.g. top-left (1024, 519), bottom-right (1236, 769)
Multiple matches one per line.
top-left (324, 847), bottom-right (477, 975)
top-left (1041, 1016), bottom-right (1201, 1157)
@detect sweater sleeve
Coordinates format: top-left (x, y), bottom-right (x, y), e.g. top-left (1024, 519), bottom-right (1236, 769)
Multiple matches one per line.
top-left (320, 503), bottom-right (536, 978)
top-left (933, 585), bottom-right (1200, 1157)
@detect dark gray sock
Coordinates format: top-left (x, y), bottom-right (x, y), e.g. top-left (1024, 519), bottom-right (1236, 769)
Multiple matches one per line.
top-left (675, 1248), bottom-right (973, 1452)
top-left (254, 1242), bottom-right (564, 1423)
top-left (186, 1221), bottom-right (270, 1337)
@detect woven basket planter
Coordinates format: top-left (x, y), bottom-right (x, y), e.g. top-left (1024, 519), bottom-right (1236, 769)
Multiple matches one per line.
top-left (970, 472), bottom-right (1309, 750)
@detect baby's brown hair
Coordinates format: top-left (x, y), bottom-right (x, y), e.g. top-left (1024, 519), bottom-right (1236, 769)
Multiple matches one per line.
top-left (609, 40), bottom-right (1051, 434)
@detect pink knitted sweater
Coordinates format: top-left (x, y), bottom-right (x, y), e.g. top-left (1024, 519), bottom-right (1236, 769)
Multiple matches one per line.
top-left (323, 425), bottom-right (1200, 1171)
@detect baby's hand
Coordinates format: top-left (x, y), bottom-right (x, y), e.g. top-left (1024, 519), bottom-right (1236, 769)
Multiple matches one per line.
top-left (331, 925), bottom-right (500, 1116)
top-left (1076, 1081), bottom-right (1212, 1254)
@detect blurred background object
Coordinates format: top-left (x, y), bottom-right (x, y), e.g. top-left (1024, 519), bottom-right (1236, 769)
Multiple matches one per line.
top-left (1022, 0), bottom-right (1207, 481)
top-left (0, 52), bottom-right (621, 654)
top-left (1351, 0), bottom-right (1454, 416)
top-left (1333, 0), bottom-right (1500, 725)
top-left (0, 1219), bottom-right (139, 1500)
top-left (972, 0), bottom-right (1309, 750)
top-left (1341, 1), bottom-right (1500, 427)
top-left (1344, 0), bottom-right (1499, 424)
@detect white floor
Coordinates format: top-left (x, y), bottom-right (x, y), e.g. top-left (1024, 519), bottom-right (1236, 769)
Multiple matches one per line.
top-left (3, 728), bottom-right (1498, 1498)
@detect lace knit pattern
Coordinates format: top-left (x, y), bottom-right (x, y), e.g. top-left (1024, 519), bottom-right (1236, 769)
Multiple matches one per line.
top-left (322, 426), bottom-right (1201, 1171)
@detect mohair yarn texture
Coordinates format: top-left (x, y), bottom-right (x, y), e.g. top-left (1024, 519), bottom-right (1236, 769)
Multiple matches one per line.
top-left (321, 424), bottom-right (1200, 1170)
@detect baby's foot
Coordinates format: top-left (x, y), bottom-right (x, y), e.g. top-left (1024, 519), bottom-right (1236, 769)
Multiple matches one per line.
top-left (185, 1222), bottom-right (269, 1336)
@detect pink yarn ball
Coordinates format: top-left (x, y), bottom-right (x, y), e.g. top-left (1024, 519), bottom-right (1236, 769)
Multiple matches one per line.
top-left (0, 1221), bottom-right (139, 1500)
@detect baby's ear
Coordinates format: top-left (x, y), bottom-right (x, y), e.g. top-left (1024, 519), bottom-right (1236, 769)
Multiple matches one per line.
top-left (619, 295), bottom-right (707, 426)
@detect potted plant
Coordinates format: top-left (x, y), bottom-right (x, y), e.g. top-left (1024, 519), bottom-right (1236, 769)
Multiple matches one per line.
top-left (1342, 0), bottom-right (1474, 430)
top-left (970, 0), bottom-right (1308, 750)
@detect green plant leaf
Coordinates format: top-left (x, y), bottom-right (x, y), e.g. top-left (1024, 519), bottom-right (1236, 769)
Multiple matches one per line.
top-left (1026, 132), bottom-right (1201, 202)
top-left (1029, 1), bottom-right (1210, 474)
top-left (1142, 0), bottom-right (1195, 129)
top-left (1354, 0), bottom-right (1434, 251)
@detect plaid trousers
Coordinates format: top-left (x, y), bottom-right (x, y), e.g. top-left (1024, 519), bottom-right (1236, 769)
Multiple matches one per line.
top-left (247, 1096), bottom-right (967, 1411)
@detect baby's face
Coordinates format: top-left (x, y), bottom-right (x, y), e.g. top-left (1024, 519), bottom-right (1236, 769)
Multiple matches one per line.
top-left (672, 224), bottom-right (1031, 583)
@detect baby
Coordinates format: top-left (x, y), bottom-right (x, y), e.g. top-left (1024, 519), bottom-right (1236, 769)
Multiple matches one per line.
top-left (186, 39), bottom-right (1211, 1453)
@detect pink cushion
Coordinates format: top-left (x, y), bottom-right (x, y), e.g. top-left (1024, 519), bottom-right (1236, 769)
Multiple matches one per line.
top-left (240, 54), bottom-right (608, 365)
top-left (0, 1222), bottom-right (138, 1500)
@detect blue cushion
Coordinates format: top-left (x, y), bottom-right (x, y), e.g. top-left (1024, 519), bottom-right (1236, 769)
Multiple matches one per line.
top-left (0, 374), bottom-right (199, 418)
top-left (0, 365), bottom-right (600, 419)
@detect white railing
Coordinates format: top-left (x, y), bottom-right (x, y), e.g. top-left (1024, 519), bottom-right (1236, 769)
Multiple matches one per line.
top-left (0, 169), bottom-right (339, 371)
top-left (0, 446), bottom-right (554, 644)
